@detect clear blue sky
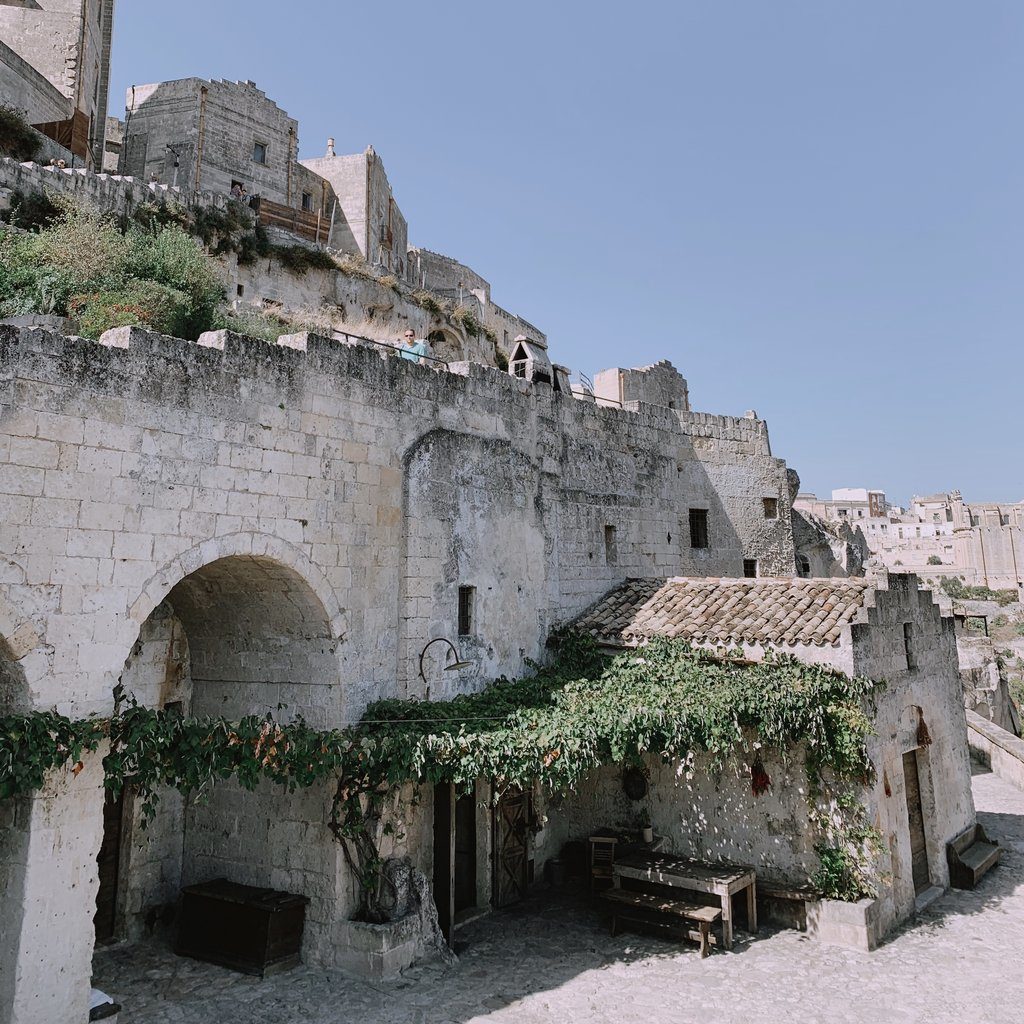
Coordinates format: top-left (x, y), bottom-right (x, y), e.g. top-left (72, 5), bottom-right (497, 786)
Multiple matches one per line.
top-left (108, 2), bottom-right (1022, 504)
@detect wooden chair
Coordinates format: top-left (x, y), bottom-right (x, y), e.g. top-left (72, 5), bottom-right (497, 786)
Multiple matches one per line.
top-left (589, 836), bottom-right (618, 892)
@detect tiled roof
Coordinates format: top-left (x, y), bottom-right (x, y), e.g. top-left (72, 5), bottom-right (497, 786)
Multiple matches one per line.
top-left (575, 577), bottom-right (874, 648)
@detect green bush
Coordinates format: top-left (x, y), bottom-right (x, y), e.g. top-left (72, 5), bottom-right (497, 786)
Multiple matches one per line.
top-left (270, 244), bottom-right (337, 275)
top-left (926, 555), bottom-right (943, 565)
top-left (0, 106), bottom-right (41, 162)
top-left (69, 279), bottom-right (193, 337)
top-left (1, 189), bottom-right (60, 231)
top-left (0, 196), bottom-right (224, 339)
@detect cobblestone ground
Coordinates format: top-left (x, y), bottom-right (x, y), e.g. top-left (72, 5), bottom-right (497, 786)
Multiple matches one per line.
top-left (93, 769), bottom-right (1024, 1024)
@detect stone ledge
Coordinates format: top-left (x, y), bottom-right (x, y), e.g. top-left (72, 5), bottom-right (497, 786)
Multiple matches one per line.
top-left (967, 710), bottom-right (1024, 790)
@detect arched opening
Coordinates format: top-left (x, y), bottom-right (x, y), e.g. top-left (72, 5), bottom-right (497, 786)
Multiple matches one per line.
top-left (427, 328), bottom-right (464, 363)
top-left (0, 636), bottom-right (27, 712)
top-left (95, 555), bottom-right (344, 961)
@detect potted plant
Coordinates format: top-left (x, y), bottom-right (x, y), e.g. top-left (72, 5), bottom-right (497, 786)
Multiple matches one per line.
top-left (639, 808), bottom-right (654, 844)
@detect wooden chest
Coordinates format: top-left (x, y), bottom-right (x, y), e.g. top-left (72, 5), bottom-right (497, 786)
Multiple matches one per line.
top-left (176, 878), bottom-right (309, 976)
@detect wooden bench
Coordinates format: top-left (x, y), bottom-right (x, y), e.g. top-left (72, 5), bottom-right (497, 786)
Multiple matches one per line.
top-left (601, 888), bottom-right (723, 958)
top-left (756, 881), bottom-right (817, 931)
top-left (947, 823), bottom-right (1001, 890)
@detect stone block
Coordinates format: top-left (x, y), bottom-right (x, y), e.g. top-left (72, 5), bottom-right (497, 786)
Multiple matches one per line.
top-left (806, 897), bottom-right (887, 952)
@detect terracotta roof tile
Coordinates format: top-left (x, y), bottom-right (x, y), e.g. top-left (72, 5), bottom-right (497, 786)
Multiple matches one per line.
top-left (574, 577), bottom-right (872, 648)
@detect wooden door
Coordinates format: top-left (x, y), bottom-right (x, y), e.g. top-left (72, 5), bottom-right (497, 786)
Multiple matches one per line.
top-left (902, 750), bottom-right (930, 893)
top-left (493, 787), bottom-right (529, 908)
top-left (432, 782), bottom-right (455, 944)
top-left (454, 792), bottom-right (477, 915)
top-left (94, 787), bottom-right (125, 942)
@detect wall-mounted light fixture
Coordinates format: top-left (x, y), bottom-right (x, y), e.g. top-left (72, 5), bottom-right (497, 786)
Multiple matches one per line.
top-left (418, 637), bottom-right (473, 686)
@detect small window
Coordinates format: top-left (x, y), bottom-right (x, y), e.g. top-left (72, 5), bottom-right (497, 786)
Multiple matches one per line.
top-left (236, 284), bottom-right (244, 297)
top-left (604, 525), bottom-right (617, 565)
top-left (252, 141), bottom-right (268, 164)
top-left (903, 622), bottom-right (916, 670)
top-left (458, 586), bottom-right (475, 637)
top-left (763, 497), bottom-right (778, 520)
top-left (797, 554), bottom-right (811, 578)
top-left (301, 192), bottom-right (314, 212)
top-left (743, 559), bottom-right (758, 578)
top-left (689, 508), bottom-right (709, 550)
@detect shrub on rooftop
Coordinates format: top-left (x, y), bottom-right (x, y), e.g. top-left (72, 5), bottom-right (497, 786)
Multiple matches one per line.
top-left (0, 105), bottom-right (41, 162)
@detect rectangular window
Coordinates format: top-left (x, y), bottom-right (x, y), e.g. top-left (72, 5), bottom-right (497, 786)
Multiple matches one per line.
top-left (458, 586), bottom-right (475, 637)
top-left (743, 559), bottom-right (758, 578)
top-left (763, 497), bottom-right (778, 520)
top-left (302, 192), bottom-right (314, 212)
top-left (604, 525), bottom-right (617, 565)
top-left (252, 141), bottom-right (268, 164)
top-left (903, 622), bottom-right (916, 670)
top-left (689, 508), bottom-right (709, 549)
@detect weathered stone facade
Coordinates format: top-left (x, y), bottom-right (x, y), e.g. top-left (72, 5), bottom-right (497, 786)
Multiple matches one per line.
top-left (301, 145), bottom-right (407, 273)
top-left (120, 78), bottom-right (332, 218)
top-left (0, 322), bottom-right (798, 1021)
top-left (554, 571), bottom-right (976, 943)
top-left (0, 0), bottom-right (114, 168)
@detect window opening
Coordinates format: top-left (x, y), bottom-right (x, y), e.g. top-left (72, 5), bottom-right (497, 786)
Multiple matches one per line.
top-left (763, 497), bottom-right (778, 519)
top-left (252, 141), bottom-right (268, 164)
top-left (903, 622), bottom-right (916, 670)
top-left (604, 525), bottom-right (617, 565)
top-left (458, 586), bottom-right (475, 637)
top-left (743, 559), bottom-right (758, 578)
top-left (689, 508), bottom-right (709, 549)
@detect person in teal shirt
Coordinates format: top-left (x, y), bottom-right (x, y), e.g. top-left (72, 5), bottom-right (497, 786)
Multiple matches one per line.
top-left (398, 329), bottom-right (428, 363)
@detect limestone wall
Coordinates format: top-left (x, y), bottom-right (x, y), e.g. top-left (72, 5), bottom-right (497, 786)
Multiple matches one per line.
top-left (0, 156), bottom-right (229, 220)
top-left (535, 745), bottom-right (820, 885)
top-left (0, 39), bottom-right (70, 127)
top-left (0, 322), bottom-right (797, 1012)
top-left (0, 0), bottom-right (113, 168)
top-left (0, 322), bottom-right (796, 720)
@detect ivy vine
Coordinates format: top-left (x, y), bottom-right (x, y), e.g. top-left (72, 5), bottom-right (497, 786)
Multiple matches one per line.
top-left (0, 633), bottom-right (883, 915)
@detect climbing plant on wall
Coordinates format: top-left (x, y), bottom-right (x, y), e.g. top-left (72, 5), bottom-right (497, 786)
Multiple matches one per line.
top-left (0, 632), bottom-right (883, 917)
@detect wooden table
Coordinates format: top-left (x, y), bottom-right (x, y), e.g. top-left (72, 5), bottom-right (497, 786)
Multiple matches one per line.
top-left (612, 852), bottom-right (757, 950)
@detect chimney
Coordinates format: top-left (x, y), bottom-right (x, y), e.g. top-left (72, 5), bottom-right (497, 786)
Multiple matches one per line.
top-left (326, 137), bottom-right (336, 157)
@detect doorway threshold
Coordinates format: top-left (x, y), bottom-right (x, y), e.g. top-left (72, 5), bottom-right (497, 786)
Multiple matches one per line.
top-left (915, 885), bottom-right (945, 914)
top-left (453, 906), bottom-right (491, 931)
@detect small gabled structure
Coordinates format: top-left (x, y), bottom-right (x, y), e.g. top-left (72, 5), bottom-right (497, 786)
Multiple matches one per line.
top-left (561, 572), bottom-right (990, 948)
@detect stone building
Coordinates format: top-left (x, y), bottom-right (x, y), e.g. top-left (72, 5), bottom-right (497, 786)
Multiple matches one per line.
top-left (300, 142), bottom-right (407, 272)
top-left (0, 320), bottom-right (802, 1021)
top-left (120, 78), bottom-right (336, 239)
top-left (0, 0), bottom-right (114, 168)
top-left (408, 246), bottom-right (547, 359)
top-left (565, 572), bottom-right (979, 945)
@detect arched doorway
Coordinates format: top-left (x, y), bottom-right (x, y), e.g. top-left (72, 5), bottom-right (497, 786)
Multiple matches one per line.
top-left (94, 554), bottom-right (344, 961)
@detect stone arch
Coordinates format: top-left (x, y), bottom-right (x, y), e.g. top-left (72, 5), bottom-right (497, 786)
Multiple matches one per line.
top-left (130, 532), bottom-right (347, 645)
top-left (427, 326), bottom-right (465, 363)
top-left (103, 537), bottom-right (349, 958)
top-left (0, 590), bottom-right (41, 711)
top-left (399, 427), bottom-right (546, 696)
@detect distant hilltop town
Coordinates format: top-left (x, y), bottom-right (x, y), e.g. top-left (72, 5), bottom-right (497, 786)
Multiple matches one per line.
top-left (795, 488), bottom-right (1023, 594)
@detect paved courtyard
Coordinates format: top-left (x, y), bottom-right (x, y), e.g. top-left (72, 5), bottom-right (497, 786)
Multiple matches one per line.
top-left (93, 768), bottom-right (1024, 1024)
